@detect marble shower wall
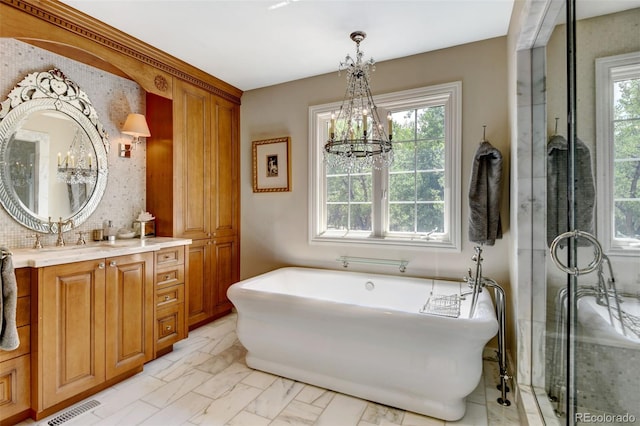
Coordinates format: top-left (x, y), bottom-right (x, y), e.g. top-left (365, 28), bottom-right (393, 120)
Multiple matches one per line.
top-left (0, 38), bottom-right (146, 248)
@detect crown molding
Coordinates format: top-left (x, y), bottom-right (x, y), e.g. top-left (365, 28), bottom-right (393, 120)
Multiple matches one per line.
top-left (1, 0), bottom-right (242, 104)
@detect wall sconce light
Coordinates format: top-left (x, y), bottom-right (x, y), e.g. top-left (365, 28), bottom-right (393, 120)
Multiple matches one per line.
top-left (119, 113), bottom-right (151, 158)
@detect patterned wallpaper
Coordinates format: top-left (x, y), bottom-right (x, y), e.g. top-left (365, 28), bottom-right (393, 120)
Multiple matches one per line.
top-left (0, 38), bottom-right (147, 249)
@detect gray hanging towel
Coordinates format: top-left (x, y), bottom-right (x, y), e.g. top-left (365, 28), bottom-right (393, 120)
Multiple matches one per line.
top-left (546, 135), bottom-right (595, 247)
top-left (468, 141), bottom-right (503, 246)
top-left (1, 247), bottom-right (19, 351)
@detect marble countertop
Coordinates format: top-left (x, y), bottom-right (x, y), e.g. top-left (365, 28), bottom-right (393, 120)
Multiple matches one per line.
top-left (10, 237), bottom-right (192, 268)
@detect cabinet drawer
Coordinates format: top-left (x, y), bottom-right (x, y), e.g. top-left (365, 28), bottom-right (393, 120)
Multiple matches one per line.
top-left (0, 326), bottom-right (30, 362)
top-left (156, 284), bottom-right (184, 308)
top-left (156, 304), bottom-right (185, 351)
top-left (155, 265), bottom-right (184, 288)
top-left (0, 354), bottom-right (31, 421)
top-left (155, 247), bottom-right (184, 268)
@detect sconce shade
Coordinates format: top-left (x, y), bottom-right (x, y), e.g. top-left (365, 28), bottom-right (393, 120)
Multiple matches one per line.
top-left (122, 113), bottom-right (151, 138)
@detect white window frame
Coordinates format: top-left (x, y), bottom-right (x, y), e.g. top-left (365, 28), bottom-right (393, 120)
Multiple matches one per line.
top-left (308, 82), bottom-right (462, 250)
top-left (595, 51), bottom-right (640, 256)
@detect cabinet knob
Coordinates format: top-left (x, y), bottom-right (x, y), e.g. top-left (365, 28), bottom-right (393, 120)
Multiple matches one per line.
top-left (110, 261), bottom-right (117, 267)
top-left (98, 262), bottom-right (105, 269)
top-left (165, 325), bottom-right (172, 331)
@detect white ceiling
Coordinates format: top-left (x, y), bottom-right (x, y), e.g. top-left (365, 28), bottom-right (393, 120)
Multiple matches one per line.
top-left (59, 0), bottom-right (639, 91)
top-left (59, 0), bottom-right (515, 91)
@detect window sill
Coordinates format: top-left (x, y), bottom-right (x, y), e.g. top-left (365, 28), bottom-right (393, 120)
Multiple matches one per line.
top-left (310, 233), bottom-right (460, 251)
top-left (606, 244), bottom-right (640, 257)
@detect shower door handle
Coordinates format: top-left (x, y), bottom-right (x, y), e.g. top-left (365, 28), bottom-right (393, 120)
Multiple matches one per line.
top-left (549, 230), bottom-right (603, 276)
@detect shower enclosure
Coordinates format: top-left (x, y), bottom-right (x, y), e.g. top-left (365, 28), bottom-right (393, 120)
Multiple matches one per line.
top-left (521, 0), bottom-right (640, 424)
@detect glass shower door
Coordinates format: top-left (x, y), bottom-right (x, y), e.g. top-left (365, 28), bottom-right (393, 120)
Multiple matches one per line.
top-left (543, 1), bottom-right (640, 424)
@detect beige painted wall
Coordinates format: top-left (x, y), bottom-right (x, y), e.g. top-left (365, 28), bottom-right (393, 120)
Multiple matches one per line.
top-left (240, 37), bottom-right (511, 290)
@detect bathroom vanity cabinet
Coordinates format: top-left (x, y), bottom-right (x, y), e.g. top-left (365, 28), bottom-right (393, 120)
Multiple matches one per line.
top-left (0, 239), bottom-right (190, 423)
top-left (35, 253), bottom-right (153, 413)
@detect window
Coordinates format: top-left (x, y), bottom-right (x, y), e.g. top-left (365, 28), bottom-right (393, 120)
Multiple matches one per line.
top-left (309, 82), bottom-right (461, 250)
top-left (596, 52), bottom-right (640, 254)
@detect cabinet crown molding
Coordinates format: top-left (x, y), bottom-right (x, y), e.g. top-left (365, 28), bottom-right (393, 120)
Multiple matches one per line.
top-left (1, 0), bottom-right (242, 104)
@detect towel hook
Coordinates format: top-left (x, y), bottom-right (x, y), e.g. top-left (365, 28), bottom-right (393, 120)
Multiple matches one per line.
top-left (481, 125), bottom-right (487, 143)
top-left (554, 117), bottom-right (559, 135)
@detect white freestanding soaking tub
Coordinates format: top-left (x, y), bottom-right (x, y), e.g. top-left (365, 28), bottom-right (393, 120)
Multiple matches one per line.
top-left (227, 267), bottom-right (499, 421)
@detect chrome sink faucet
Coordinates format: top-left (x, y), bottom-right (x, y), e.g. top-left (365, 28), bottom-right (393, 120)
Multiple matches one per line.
top-left (49, 216), bottom-right (74, 246)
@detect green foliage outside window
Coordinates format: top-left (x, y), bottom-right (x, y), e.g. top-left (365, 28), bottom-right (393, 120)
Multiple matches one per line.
top-left (613, 78), bottom-right (640, 239)
top-left (325, 105), bottom-right (447, 235)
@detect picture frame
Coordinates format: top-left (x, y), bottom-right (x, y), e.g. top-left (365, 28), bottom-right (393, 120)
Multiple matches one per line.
top-left (252, 136), bottom-right (291, 192)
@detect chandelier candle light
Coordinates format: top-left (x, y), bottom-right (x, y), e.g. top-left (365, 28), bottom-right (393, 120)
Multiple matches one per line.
top-left (56, 128), bottom-right (96, 185)
top-left (324, 31), bottom-right (393, 171)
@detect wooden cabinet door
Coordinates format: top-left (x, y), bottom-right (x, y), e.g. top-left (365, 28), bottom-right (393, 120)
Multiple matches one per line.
top-left (105, 253), bottom-right (154, 379)
top-left (211, 94), bottom-right (239, 238)
top-left (173, 79), bottom-right (211, 240)
top-left (40, 260), bottom-right (106, 409)
top-left (212, 236), bottom-right (239, 308)
top-left (187, 239), bottom-right (213, 327)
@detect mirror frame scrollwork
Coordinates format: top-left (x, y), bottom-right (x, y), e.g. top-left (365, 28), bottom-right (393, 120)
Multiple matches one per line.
top-left (0, 68), bottom-right (109, 233)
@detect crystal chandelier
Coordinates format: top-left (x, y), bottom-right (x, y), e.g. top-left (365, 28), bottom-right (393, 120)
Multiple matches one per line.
top-left (324, 31), bottom-right (393, 171)
top-left (57, 128), bottom-right (96, 185)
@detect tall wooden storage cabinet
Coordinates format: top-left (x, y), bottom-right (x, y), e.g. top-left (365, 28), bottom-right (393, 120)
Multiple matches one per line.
top-left (147, 78), bottom-right (240, 330)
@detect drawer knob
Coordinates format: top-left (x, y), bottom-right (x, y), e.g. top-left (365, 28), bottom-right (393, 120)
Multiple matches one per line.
top-left (164, 295), bottom-right (170, 301)
top-left (164, 274), bottom-right (171, 280)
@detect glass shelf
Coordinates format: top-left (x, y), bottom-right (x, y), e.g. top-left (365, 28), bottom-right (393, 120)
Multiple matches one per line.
top-left (336, 256), bottom-right (408, 273)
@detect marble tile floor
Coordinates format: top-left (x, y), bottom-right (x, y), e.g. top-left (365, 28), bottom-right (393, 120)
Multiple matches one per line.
top-left (20, 314), bottom-right (521, 426)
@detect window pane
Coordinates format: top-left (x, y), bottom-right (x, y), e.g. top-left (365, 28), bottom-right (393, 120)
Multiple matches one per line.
top-left (327, 175), bottom-right (348, 202)
top-left (613, 119), bottom-right (640, 160)
top-left (327, 204), bottom-right (348, 230)
top-left (417, 171), bottom-right (445, 201)
top-left (613, 160), bottom-right (640, 198)
top-left (417, 139), bottom-right (445, 170)
top-left (390, 141), bottom-right (415, 171)
top-left (391, 110), bottom-right (416, 142)
top-left (389, 203), bottom-right (415, 232)
top-left (389, 172), bottom-right (415, 201)
top-left (417, 106), bottom-right (444, 140)
top-left (350, 204), bottom-right (372, 231)
top-left (417, 203), bottom-right (445, 233)
top-left (349, 173), bottom-right (372, 202)
top-left (614, 200), bottom-right (640, 239)
top-left (613, 78), bottom-right (640, 121)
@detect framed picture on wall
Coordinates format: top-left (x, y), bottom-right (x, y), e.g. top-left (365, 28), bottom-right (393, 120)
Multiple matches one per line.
top-left (252, 136), bottom-right (291, 192)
